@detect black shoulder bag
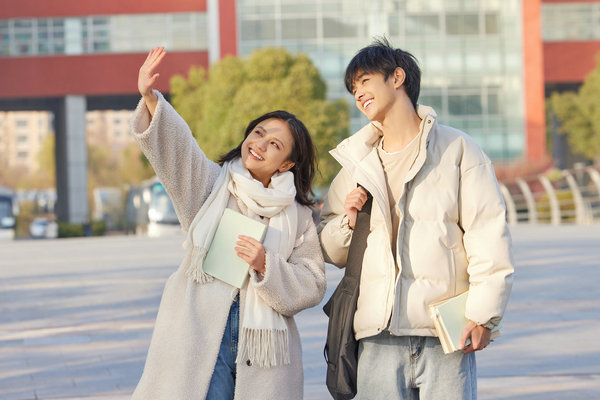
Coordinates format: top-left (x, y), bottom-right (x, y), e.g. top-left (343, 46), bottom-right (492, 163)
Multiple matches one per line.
top-left (322, 188), bottom-right (373, 400)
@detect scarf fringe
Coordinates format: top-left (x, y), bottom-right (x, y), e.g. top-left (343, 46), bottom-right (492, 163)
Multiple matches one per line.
top-left (186, 246), bottom-right (213, 284)
top-left (236, 327), bottom-right (290, 368)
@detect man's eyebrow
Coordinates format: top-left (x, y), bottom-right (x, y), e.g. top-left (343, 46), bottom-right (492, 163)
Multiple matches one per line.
top-left (354, 72), bottom-right (368, 81)
top-left (352, 72), bottom-right (369, 92)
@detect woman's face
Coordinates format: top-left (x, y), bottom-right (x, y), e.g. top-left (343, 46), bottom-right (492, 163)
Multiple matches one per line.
top-left (241, 118), bottom-right (295, 187)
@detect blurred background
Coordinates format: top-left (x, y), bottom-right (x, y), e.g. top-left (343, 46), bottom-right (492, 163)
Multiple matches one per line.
top-left (1, 0), bottom-right (600, 241)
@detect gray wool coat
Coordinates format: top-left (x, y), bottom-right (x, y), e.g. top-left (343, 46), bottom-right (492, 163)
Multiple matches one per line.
top-left (129, 91), bottom-right (326, 400)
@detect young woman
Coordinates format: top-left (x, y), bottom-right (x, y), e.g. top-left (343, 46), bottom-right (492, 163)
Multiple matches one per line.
top-left (130, 47), bottom-right (326, 400)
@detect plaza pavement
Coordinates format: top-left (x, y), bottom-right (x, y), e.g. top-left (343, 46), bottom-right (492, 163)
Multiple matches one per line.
top-left (1, 224), bottom-right (599, 399)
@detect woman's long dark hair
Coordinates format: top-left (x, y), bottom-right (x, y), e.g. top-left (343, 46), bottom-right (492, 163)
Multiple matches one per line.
top-left (218, 111), bottom-right (317, 207)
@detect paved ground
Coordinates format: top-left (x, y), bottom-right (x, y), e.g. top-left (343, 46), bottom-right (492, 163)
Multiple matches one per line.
top-left (1, 224), bottom-right (599, 399)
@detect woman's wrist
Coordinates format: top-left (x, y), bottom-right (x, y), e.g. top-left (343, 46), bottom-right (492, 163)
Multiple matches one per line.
top-left (142, 91), bottom-right (158, 116)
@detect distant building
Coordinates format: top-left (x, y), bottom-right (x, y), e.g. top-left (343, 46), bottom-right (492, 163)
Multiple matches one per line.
top-left (85, 110), bottom-right (135, 152)
top-left (1, 0), bottom-right (599, 222)
top-left (0, 111), bottom-right (53, 173)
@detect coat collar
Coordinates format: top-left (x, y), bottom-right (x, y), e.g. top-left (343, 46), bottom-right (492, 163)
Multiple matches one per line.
top-left (329, 105), bottom-right (438, 234)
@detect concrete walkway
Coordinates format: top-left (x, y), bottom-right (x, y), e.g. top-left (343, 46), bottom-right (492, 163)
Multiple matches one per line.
top-left (1, 225), bottom-right (599, 399)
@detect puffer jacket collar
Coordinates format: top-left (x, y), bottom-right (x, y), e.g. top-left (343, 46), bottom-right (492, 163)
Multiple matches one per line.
top-left (329, 105), bottom-right (438, 234)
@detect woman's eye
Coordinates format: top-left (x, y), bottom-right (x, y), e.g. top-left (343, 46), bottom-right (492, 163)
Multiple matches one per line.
top-left (255, 130), bottom-right (263, 136)
top-left (271, 142), bottom-right (279, 149)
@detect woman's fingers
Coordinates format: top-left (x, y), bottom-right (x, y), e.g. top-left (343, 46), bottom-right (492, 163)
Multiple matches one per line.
top-left (238, 235), bottom-right (261, 248)
top-left (138, 47), bottom-right (166, 97)
top-left (147, 48), bottom-right (166, 71)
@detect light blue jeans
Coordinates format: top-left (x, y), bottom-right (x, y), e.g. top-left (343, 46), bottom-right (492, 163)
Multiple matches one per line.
top-left (356, 332), bottom-right (477, 400)
top-left (206, 294), bottom-right (239, 400)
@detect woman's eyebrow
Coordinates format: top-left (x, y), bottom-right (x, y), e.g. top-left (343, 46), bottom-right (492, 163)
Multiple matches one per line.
top-left (256, 124), bottom-right (286, 149)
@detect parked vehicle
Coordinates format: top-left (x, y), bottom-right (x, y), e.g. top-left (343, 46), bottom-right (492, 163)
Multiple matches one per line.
top-left (0, 186), bottom-right (16, 240)
top-left (125, 177), bottom-right (180, 237)
top-left (29, 217), bottom-right (58, 239)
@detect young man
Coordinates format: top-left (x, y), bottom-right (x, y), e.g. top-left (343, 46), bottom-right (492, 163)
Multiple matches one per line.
top-left (318, 38), bottom-right (514, 399)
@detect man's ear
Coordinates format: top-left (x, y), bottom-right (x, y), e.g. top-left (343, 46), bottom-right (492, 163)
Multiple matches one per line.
top-left (393, 67), bottom-right (406, 89)
top-left (278, 160), bottom-right (295, 173)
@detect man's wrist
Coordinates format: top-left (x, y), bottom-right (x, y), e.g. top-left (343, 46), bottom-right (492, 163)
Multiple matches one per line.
top-left (481, 317), bottom-right (501, 330)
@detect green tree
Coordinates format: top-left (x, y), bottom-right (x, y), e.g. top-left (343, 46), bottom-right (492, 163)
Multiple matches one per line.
top-left (170, 47), bottom-right (349, 188)
top-left (119, 142), bottom-right (155, 185)
top-left (549, 53), bottom-right (600, 163)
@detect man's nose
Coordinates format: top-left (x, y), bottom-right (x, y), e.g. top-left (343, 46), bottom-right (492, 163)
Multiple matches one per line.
top-left (354, 89), bottom-right (363, 102)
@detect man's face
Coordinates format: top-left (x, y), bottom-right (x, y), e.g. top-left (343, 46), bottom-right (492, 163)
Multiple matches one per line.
top-left (352, 70), bottom-right (398, 122)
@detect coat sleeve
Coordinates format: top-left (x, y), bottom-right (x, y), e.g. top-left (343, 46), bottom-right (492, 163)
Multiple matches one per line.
top-left (317, 168), bottom-right (355, 267)
top-left (130, 90), bottom-right (221, 232)
top-left (249, 208), bottom-right (326, 318)
top-left (459, 159), bottom-right (514, 327)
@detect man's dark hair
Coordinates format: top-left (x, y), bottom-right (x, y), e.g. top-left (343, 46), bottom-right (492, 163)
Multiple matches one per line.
top-left (218, 110), bottom-right (317, 207)
top-left (344, 37), bottom-right (421, 110)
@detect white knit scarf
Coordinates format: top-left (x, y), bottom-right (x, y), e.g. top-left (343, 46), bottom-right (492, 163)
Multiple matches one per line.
top-left (183, 158), bottom-right (297, 367)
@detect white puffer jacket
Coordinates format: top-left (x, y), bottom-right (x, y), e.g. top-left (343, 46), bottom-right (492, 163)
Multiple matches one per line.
top-left (318, 105), bottom-right (514, 340)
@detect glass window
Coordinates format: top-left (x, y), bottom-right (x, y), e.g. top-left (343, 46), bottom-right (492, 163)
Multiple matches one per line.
top-left (418, 93), bottom-right (443, 112)
top-left (281, 2), bottom-right (317, 13)
top-left (485, 13), bottom-right (499, 34)
top-left (446, 14), bottom-right (479, 35)
top-left (17, 135), bottom-right (28, 143)
top-left (323, 17), bottom-right (359, 38)
top-left (17, 151), bottom-right (28, 158)
top-left (448, 93), bottom-right (482, 115)
top-left (388, 14), bottom-right (400, 36)
top-left (487, 92), bottom-right (501, 114)
top-left (406, 14), bottom-right (440, 36)
top-left (241, 19), bottom-right (276, 41)
top-left (14, 19), bottom-right (33, 29)
top-left (465, 51), bottom-right (483, 71)
top-left (542, 3), bottom-right (597, 41)
top-left (16, 119), bottom-right (28, 127)
top-left (0, 12), bottom-right (207, 56)
top-left (282, 18), bottom-right (317, 39)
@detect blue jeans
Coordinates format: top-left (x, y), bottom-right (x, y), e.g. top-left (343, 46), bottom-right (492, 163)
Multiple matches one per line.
top-left (206, 295), bottom-right (239, 400)
top-left (356, 332), bottom-right (477, 400)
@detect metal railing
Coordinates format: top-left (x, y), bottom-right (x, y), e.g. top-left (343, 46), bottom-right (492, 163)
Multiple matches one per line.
top-left (499, 165), bottom-right (600, 225)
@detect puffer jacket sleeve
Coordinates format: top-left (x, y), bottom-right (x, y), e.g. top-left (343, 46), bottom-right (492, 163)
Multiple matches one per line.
top-left (459, 158), bottom-right (514, 327)
top-left (130, 90), bottom-right (221, 232)
top-left (249, 206), bottom-right (326, 317)
top-left (317, 168), bottom-right (355, 267)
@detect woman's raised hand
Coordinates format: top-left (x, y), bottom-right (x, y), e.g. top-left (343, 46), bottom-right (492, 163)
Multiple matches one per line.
top-left (138, 47), bottom-right (166, 97)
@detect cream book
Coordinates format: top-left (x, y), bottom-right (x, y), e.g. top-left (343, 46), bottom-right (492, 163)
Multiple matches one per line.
top-left (429, 291), bottom-right (501, 354)
top-left (202, 208), bottom-right (267, 289)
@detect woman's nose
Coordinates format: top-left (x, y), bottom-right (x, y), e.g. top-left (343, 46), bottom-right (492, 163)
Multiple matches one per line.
top-left (257, 137), bottom-right (268, 150)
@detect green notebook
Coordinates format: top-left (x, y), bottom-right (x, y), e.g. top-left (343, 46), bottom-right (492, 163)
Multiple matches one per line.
top-left (429, 291), bottom-right (501, 354)
top-left (202, 208), bottom-right (268, 288)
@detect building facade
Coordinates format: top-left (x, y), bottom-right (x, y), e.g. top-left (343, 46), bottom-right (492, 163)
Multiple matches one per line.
top-left (1, 0), bottom-right (598, 218)
top-left (0, 111), bottom-right (53, 173)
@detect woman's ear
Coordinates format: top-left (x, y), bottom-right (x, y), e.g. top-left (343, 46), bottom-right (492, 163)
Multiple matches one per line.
top-left (393, 67), bottom-right (406, 89)
top-left (278, 160), bottom-right (295, 173)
